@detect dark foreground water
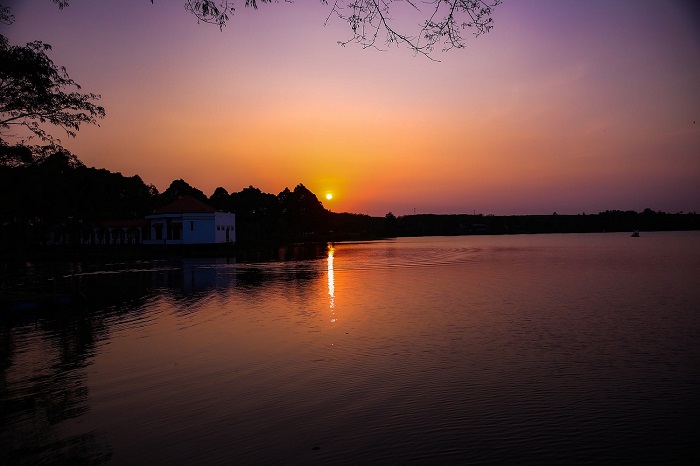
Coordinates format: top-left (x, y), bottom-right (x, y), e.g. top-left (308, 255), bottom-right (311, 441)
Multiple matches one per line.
top-left (2, 232), bottom-right (699, 464)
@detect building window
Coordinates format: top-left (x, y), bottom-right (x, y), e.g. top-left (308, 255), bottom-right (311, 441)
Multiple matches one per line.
top-left (190, 221), bottom-right (194, 231)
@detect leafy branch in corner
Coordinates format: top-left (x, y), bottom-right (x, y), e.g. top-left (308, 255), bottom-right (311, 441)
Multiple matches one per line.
top-left (0, 33), bottom-right (105, 157)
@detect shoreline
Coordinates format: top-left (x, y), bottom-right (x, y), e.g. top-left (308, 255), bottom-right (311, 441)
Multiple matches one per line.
top-left (2, 227), bottom-right (700, 264)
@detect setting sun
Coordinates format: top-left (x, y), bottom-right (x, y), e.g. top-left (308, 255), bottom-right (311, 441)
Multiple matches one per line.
top-left (326, 193), bottom-right (333, 200)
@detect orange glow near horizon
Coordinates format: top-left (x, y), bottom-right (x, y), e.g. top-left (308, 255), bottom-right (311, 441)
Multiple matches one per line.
top-left (5, 1), bottom-right (699, 216)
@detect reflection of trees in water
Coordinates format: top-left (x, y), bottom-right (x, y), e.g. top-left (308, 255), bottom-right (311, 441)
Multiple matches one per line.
top-left (235, 264), bottom-right (320, 289)
top-left (1, 250), bottom-right (329, 463)
top-left (229, 244), bottom-right (326, 291)
top-left (141, 246), bottom-right (327, 295)
top-left (79, 246), bottom-right (327, 303)
top-left (4, 250), bottom-right (329, 325)
top-left (0, 314), bottom-right (112, 464)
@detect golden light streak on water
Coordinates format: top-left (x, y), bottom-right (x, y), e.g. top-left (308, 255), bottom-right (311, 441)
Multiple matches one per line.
top-left (327, 243), bottom-right (335, 322)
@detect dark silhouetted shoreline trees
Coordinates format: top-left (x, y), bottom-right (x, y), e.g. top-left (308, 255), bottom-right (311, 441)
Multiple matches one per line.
top-left (1, 148), bottom-right (699, 257)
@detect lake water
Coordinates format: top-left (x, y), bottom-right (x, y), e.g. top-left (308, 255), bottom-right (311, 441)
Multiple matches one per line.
top-left (2, 232), bottom-right (699, 464)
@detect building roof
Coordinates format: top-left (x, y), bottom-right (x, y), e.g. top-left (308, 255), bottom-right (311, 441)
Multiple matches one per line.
top-left (152, 195), bottom-right (217, 214)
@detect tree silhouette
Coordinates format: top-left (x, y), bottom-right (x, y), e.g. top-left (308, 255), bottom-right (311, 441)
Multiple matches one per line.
top-left (277, 184), bottom-right (328, 237)
top-left (0, 143), bottom-right (32, 167)
top-left (229, 186), bottom-right (279, 242)
top-left (325, 0), bottom-right (501, 55)
top-left (0, 33), bottom-right (105, 158)
top-left (45, 0), bottom-right (501, 56)
top-left (156, 179), bottom-right (208, 207)
top-left (209, 186), bottom-right (231, 211)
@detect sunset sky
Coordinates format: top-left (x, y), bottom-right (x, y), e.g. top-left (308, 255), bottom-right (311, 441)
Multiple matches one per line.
top-left (4, 0), bottom-right (699, 216)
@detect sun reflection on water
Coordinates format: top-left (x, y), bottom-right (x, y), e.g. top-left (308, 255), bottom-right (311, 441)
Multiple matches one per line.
top-left (327, 243), bottom-right (335, 322)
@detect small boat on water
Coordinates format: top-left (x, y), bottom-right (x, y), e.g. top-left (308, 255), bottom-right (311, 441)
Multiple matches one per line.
top-left (631, 230), bottom-right (640, 237)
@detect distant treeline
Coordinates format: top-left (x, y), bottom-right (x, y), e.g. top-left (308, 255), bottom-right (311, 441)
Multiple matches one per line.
top-left (1, 150), bottom-right (698, 254)
top-left (386, 210), bottom-right (700, 237)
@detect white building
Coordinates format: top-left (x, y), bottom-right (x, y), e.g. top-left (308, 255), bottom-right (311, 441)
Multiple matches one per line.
top-left (143, 195), bottom-right (235, 245)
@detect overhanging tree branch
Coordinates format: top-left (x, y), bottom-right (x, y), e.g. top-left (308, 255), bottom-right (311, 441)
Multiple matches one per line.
top-left (0, 34), bottom-right (105, 150)
top-left (43, 0), bottom-right (500, 56)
